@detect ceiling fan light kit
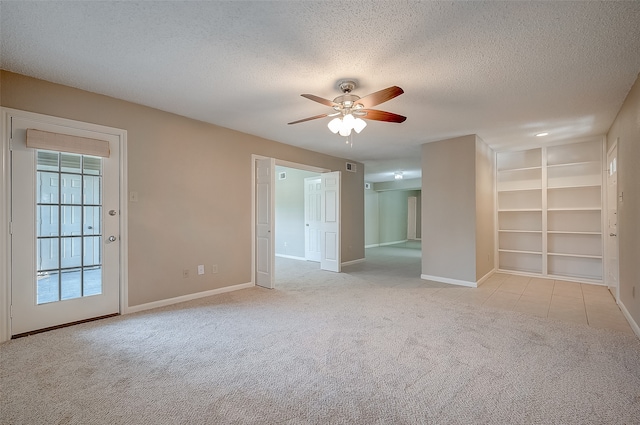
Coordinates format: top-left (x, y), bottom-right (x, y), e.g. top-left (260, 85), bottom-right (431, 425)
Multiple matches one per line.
top-left (329, 112), bottom-right (367, 137)
top-left (288, 79), bottom-right (406, 140)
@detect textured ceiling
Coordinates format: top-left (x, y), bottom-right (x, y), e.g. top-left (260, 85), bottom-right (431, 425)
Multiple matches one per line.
top-left (2, 1), bottom-right (640, 182)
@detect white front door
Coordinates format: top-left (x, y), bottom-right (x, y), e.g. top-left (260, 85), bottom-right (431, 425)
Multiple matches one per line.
top-left (320, 171), bottom-right (341, 272)
top-left (256, 158), bottom-right (275, 288)
top-left (606, 144), bottom-right (619, 299)
top-left (304, 177), bottom-right (322, 262)
top-left (10, 114), bottom-right (121, 335)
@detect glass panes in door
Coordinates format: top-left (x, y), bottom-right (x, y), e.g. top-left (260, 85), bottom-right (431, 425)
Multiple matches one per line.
top-left (36, 150), bottom-right (103, 304)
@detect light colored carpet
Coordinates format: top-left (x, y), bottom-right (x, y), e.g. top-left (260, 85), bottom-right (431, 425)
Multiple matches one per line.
top-left (1, 245), bottom-right (639, 424)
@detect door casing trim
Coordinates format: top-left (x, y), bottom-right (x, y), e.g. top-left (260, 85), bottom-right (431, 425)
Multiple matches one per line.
top-left (250, 155), bottom-right (329, 287)
top-left (0, 108), bottom-right (128, 342)
top-left (605, 138), bottom-right (619, 302)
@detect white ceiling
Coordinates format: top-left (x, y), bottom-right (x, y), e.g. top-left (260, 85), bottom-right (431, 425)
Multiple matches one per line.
top-left (2, 1), bottom-right (640, 182)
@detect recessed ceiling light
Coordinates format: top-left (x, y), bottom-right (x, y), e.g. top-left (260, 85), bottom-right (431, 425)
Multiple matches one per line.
top-left (535, 132), bottom-right (549, 137)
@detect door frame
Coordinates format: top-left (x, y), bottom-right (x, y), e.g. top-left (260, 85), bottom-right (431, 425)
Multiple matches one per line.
top-left (605, 138), bottom-right (619, 301)
top-left (304, 176), bottom-right (322, 262)
top-left (251, 155), bottom-right (329, 286)
top-left (0, 108), bottom-right (128, 342)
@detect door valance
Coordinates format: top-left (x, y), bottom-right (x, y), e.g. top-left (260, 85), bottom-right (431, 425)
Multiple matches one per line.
top-left (26, 128), bottom-right (110, 158)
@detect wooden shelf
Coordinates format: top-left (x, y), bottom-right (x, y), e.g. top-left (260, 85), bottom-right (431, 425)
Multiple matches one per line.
top-left (547, 140), bottom-right (602, 166)
top-left (547, 184), bottom-right (601, 190)
top-left (547, 231), bottom-right (601, 235)
top-left (499, 250), bottom-right (543, 274)
top-left (498, 187), bottom-right (542, 193)
top-left (548, 252), bottom-right (602, 259)
top-left (497, 148), bottom-right (542, 172)
top-left (546, 160), bottom-right (600, 168)
top-left (497, 164), bottom-right (542, 192)
top-left (499, 209), bottom-right (543, 212)
top-left (499, 166), bottom-right (542, 172)
top-left (547, 207), bottom-right (601, 212)
top-left (499, 230), bottom-right (542, 233)
top-left (499, 249), bottom-right (542, 255)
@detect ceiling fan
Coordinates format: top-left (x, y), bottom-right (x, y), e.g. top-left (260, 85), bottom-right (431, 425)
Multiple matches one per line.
top-left (288, 80), bottom-right (406, 137)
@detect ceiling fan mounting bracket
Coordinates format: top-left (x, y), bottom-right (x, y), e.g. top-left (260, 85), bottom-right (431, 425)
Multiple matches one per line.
top-left (338, 80), bottom-right (357, 94)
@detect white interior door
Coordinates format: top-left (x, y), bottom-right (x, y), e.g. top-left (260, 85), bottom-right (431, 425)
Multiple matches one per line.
top-left (10, 114), bottom-right (120, 335)
top-left (407, 196), bottom-right (417, 240)
top-left (606, 145), bottom-right (619, 298)
top-left (320, 171), bottom-right (341, 272)
top-left (256, 158), bottom-right (275, 288)
top-left (304, 177), bottom-right (322, 262)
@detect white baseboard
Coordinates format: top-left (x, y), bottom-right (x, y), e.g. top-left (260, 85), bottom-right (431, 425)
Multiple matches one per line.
top-left (125, 282), bottom-right (254, 314)
top-left (275, 254), bottom-right (306, 261)
top-left (476, 268), bottom-right (496, 287)
top-left (366, 240), bottom-right (418, 249)
top-left (496, 269), bottom-right (605, 286)
top-left (342, 258), bottom-right (365, 267)
top-left (421, 274), bottom-right (478, 288)
top-left (380, 240), bottom-right (409, 246)
top-left (618, 300), bottom-right (640, 339)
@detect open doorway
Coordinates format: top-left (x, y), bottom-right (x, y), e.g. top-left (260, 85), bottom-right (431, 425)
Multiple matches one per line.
top-left (363, 186), bottom-right (422, 273)
top-left (365, 188), bottom-right (422, 247)
top-left (274, 166), bottom-right (320, 262)
top-left (252, 156), bottom-right (341, 288)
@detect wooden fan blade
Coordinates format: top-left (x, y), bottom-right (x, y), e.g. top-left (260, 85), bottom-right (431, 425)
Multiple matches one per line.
top-left (361, 109), bottom-right (407, 123)
top-left (301, 94), bottom-right (338, 107)
top-left (355, 86), bottom-right (404, 109)
top-left (288, 113), bottom-right (329, 125)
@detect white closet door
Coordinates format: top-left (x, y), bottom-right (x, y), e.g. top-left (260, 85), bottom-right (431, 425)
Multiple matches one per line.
top-left (320, 171), bottom-right (341, 273)
top-left (256, 158), bottom-right (275, 288)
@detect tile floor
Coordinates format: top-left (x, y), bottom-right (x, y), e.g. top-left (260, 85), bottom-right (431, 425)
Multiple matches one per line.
top-left (432, 273), bottom-right (634, 335)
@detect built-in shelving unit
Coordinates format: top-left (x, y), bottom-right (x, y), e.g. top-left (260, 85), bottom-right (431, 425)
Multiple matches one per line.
top-left (497, 148), bottom-right (543, 275)
top-left (496, 139), bottom-right (604, 283)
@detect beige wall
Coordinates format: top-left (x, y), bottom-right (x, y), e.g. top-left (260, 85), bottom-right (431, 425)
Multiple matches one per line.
top-left (365, 188), bottom-right (422, 247)
top-left (275, 166), bottom-right (319, 258)
top-left (606, 72), bottom-right (640, 331)
top-left (422, 135), bottom-right (477, 283)
top-left (364, 188), bottom-right (379, 246)
top-left (1, 71), bottom-right (364, 307)
top-left (378, 190), bottom-right (419, 244)
top-left (421, 134), bottom-right (495, 284)
top-left (475, 136), bottom-right (496, 280)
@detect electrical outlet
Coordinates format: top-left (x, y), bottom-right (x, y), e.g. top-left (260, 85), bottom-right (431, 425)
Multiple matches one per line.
top-left (197, 265), bottom-right (205, 275)
top-left (183, 269), bottom-right (189, 278)
top-left (212, 265), bottom-right (218, 274)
